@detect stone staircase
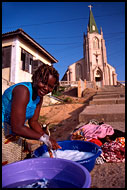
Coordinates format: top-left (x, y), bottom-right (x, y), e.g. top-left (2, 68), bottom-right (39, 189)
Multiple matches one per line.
top-left (79, 86), bottom-right (125, 131)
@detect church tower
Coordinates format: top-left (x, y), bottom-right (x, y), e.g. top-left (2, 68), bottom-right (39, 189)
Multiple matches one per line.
top-left (62, 5), bottom-right (117, 87)
top-left (83, 5), bottom-right (117, 87)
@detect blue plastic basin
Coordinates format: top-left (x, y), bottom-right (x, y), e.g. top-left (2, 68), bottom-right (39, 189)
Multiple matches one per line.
top-left (2, 157), bottom-right (91, 188)
top-left (33, 140), bottom-right (102, 172)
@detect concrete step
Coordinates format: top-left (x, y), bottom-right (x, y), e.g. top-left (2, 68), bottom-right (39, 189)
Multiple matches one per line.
top-left (103, 85), bottom-right (125, 89)
top-left (106, 122), bottom-right (125, 132)
top-left (96, 91), bottom-right (125, 95)
top-left (90, 98), bottom-right (125, 105)
top-left (93, 94), bottom-right (124, 99)
top-left (79, 104), bottom-right (125, 123)
top-left (99, 87), bottom-right (125, 92)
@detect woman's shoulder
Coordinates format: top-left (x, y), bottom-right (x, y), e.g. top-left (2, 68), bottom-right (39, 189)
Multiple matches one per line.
top-left (13, 82), bottom-right (33, 95)
top-left (12, 83), bottom-right (31, 104)
top-left (15, 82), bottom-right (32, 88)
top-left (11, 82), bottom-right (32, 92)
top-left (4, 82), bottom-right (32, 97)
top-left (2, 82), bottom-right (29, 96)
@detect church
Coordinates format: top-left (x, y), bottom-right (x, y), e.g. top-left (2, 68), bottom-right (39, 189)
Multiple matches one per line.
top-left (61, 6), bottom-right (117, 87)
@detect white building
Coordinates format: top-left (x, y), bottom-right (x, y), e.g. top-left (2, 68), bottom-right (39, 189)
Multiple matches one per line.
top-left (2, 28), bottom-right (58, 93)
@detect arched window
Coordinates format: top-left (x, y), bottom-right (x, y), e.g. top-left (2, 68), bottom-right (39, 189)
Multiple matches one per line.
top-left (75, 63), bottom-right (83, 81)
top-left (93, 37), bottom-right (99, 49)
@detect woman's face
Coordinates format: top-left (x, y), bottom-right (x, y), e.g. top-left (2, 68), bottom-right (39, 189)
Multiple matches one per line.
top-left (37, 74), bottom-right (56, 97)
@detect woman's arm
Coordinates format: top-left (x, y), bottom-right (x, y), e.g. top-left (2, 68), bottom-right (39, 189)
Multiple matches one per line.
top-left (28, 96), bottom-right (60, 150)
top-left (11, 85), bottom-right (60, 149)
top-left (28, 98), bottom-right (44, 135)
top-left (11, 85), bottom-right (43, 140)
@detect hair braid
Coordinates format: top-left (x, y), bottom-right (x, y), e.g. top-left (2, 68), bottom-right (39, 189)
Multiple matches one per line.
top-left (32, 64), bottom-right (59, 91)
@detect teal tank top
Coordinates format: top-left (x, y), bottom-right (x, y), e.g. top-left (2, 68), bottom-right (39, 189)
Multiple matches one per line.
top-left (2, 82), bottom-right (40, 128)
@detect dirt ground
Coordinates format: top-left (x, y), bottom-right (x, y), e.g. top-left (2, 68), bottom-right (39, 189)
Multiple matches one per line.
top-left (39, 89), bottom-right (96, 141)
top-left (40, 103), bottom-right (86, 141)
top-left (39, 100), bottom-right (125, 189)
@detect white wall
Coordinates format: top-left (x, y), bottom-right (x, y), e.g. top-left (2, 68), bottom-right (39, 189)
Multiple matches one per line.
top-left (2, 36), bottom-right (53, 84)
top-left (19, 37), bottom-right (52, 66)
top-left (18, 69), bottom-right (32, 82)
top-left (10, 38), bottom-right (20, 83)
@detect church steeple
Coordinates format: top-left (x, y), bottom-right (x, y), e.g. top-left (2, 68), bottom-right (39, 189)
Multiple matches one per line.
top-left (88, 5), bottom-right (99, 34)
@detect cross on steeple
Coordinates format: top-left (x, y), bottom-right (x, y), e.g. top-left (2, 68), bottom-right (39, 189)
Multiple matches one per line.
top-left (88, 5), bottom-right (93, 11)
top-left (88, 4), bottom-right (99, 33)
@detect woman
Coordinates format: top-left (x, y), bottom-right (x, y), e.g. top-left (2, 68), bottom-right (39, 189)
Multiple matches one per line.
top-left (2, 64), bottom-right (60, 164)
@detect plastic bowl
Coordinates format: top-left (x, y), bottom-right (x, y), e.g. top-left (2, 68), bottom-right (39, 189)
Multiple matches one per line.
top-left (2, 157), bottom-right (91, 188)
top-left (33, 140), bottom-right (102, 172)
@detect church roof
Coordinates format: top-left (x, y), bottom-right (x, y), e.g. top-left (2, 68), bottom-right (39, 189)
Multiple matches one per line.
top-left (88, 7), bottom-right (99, 34)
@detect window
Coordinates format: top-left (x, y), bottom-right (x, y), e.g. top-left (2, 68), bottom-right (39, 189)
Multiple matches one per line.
top-left (76, 63), bottom-right (83, 81)
top-left (21, 52), bottom-right (25, 71)
top-left (93, 37), bottom-right (99, 49)
top-left (2, 46), bottom-right (12, 68)
top-left (92, 25), bottom-right (95, 31)
top-left (32, 60), bottom-right (44, 74)
top-left (21, 48), bottom-right (33, 73)
top-left (30, 58), bottom-right (33, 65)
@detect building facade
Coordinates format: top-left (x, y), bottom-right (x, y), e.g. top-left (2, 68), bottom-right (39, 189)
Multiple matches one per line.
top-left (62, 7), bottom-right (117, 87)
top-left (2, 28), bottom-right (58, 87)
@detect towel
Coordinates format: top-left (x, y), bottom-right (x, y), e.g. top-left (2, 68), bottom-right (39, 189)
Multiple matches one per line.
top-left (79, 123), bottom-right (114, 141)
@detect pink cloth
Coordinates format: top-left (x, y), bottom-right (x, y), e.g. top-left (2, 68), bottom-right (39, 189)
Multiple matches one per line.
top-left (80, 123), bottom-right (114, 141)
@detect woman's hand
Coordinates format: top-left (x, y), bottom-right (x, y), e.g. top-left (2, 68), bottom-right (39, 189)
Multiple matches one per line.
top-left (39, 134), bottom-right (61, 150)
top-left (49, 137), bottom-right (61, 150)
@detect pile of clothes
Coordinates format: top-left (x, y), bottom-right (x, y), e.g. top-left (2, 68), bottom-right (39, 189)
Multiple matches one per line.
top-left (17, 178), bottom-right (49, 188)
top-left (70, 119), bottom-right (125, 164)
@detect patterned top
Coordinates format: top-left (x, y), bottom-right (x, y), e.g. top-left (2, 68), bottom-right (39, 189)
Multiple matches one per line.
top-left (2, 82), bottom-right (40, 128)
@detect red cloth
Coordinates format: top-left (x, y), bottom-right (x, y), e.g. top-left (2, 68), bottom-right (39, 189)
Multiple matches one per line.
top-left (101, 141), bottom-right (125, 163)
top-left (89, 138), bottom-right (102, 146)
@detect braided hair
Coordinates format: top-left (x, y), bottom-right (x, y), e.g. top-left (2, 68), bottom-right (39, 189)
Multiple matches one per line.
top-left (32, 64), bottom-right (59, 91)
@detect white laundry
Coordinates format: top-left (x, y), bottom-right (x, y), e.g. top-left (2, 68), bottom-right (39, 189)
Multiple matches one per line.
top-left (41, 150), bottom-right (95, 161)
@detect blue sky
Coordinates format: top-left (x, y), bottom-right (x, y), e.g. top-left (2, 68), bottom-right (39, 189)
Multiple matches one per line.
top-left (2, 2), bottom-right (125, 81)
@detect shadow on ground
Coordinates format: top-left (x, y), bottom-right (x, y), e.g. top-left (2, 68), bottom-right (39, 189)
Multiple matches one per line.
top-left (49, 103), bottom-right (88, 141)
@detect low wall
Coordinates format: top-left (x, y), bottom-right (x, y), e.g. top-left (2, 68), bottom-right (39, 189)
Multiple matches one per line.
top-left (2, 78), bottom-right (15, 94)
top-left (42, 95), bottom-right (62, 106)
top-left (60, 80), bottom-right (96, 97)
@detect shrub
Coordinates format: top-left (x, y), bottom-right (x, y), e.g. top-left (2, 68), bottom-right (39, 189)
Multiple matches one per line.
top-left (52, 86), bottom-right (66, 97)
top-left (63, 97), bottom-right (72, 103)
